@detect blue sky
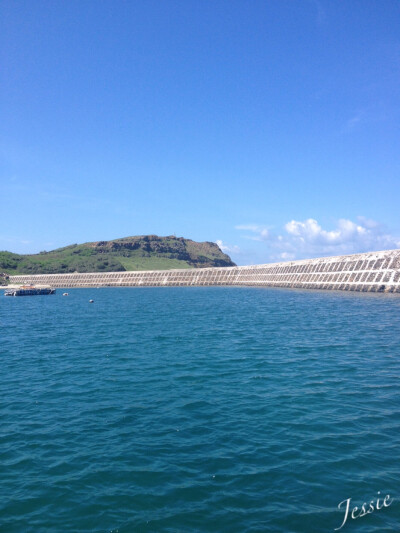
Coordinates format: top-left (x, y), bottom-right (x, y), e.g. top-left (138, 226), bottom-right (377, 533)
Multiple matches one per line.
top-left (1, 0), bottom-right (399, 265)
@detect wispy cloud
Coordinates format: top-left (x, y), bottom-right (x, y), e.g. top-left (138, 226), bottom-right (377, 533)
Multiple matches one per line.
top-left (236, 217), bottom-right (400, 261)
top-left (311, 0), bottom-right (327, 26)
top-left (346, 111), bottom-right (364, 130)
top-left (235, 225), bottom-right (270, 241)
top-left (0, 236), bottom-right (34, 250)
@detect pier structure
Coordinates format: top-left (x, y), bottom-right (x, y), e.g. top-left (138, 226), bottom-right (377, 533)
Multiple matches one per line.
top-left (9, 249), bottom-right (400, 293)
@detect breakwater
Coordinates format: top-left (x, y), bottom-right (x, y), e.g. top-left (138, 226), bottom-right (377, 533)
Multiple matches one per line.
top-left (9, 249), bottom-right (400, 293)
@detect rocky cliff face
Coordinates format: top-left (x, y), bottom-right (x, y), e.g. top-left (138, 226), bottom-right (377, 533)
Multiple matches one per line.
top-left (90, 235), bottom-right (235, 268)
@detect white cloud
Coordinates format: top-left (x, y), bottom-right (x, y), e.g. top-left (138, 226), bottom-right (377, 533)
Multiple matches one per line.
top-left (216, 240), bottom-right (240, 254)
top-left (284, 218), bottom-right (369, 245)
top-left (236, 217), bottom-right (400, 260)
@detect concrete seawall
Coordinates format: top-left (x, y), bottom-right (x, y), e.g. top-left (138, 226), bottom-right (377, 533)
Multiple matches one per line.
top-left (9, 249), bottom-right (400, 293)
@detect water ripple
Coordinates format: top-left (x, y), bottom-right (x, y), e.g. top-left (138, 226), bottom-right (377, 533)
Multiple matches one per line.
top-left (1, 287), bottom-right (399, 532)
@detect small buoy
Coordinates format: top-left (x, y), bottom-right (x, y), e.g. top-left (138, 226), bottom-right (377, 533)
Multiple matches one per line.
top-left (89, 299), bottom-right (94, 303)
top-left (63, 292), bottom-right (69, 296)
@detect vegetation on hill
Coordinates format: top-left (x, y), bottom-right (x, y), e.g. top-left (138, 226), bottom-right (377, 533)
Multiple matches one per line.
top-left (0, 235), bottom-right (236, 275)
top-left (0, 272), bottom-right (9, 285)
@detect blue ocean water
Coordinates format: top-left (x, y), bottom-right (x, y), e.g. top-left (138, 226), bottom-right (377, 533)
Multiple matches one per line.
top-left (0, 287), bottom-right (399, 532)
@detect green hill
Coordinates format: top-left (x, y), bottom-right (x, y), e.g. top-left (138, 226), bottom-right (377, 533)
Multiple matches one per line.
top-left (0, 235), bottom-right (236, 277)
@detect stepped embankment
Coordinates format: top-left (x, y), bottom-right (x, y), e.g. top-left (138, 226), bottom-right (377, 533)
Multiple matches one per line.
top-left (9, 249), bottom-right (400, 293)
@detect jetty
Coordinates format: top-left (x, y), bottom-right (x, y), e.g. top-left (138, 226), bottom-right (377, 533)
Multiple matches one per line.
top-left (5, 285), bottom-right (55, 296)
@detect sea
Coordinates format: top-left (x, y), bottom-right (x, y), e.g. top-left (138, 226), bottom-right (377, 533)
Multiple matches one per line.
top-left (0, 287), bottom-right (399, 532)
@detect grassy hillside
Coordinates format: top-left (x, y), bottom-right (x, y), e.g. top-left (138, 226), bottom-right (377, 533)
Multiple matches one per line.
top-left (0, 235), bottom-right (236, 275)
